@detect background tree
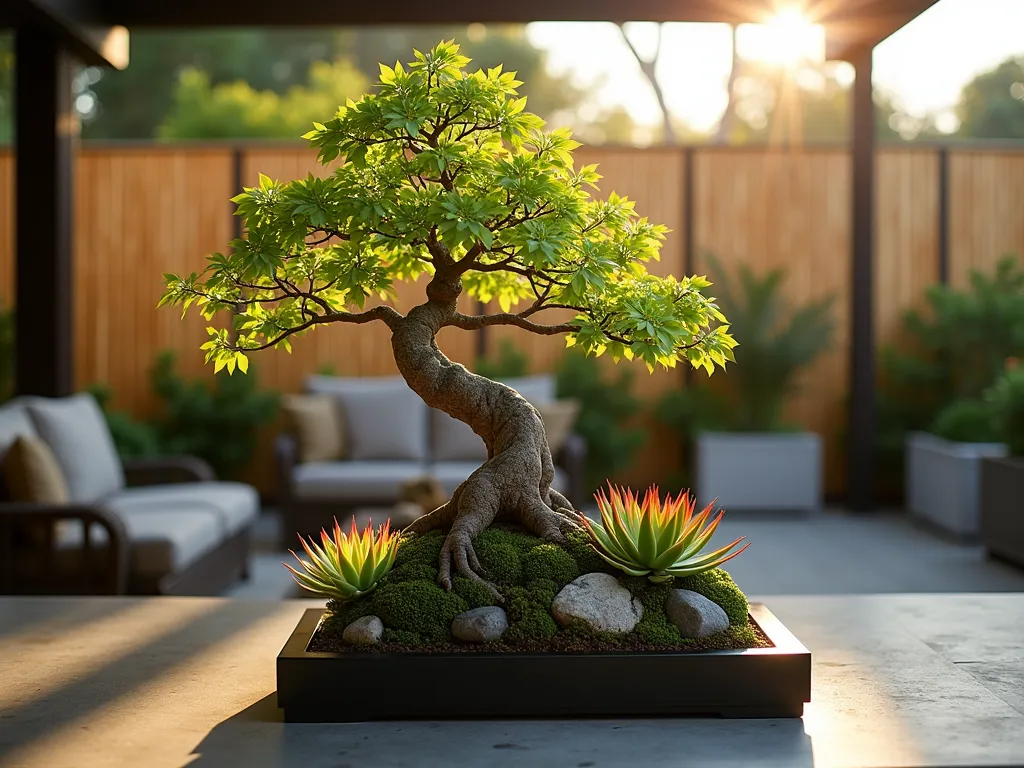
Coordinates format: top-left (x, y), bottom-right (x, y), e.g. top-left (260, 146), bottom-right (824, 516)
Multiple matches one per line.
top-left (956, 56), bottom-right (1024, 139)
top-left (160, 41), bottom-right (736, 594)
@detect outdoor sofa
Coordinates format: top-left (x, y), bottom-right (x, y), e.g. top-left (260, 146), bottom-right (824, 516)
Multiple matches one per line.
top-left (0, 393), bottom-right (259, 596)
top-left (275, 374), bottom-right (587, 539)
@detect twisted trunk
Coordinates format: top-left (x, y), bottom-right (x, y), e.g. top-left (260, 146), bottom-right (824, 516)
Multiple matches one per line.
top-left (393, 273), bottom-right (584, 598)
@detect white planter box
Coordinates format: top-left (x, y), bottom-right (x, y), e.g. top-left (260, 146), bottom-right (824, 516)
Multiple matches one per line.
top-left (694, 432), bottom-right (822, 513)
top-left (905, 431), bottom-right (1008, 538)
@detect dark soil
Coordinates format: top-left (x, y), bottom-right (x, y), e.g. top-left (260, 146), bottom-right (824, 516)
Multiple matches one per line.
top-left (307, 615), bottom-right (773, 655)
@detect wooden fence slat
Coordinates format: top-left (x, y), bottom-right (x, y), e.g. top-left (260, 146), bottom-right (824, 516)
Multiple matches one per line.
top-left (1, 143), bottom-right (1023, 497)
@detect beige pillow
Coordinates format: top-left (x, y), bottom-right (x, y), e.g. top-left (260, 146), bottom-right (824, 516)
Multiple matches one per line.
top-left (536, 399), bottom-right (581, 454)
top-left (2, 435), bottom-right (70, 503)
top-left (281, 394), bottom-right (345, 463)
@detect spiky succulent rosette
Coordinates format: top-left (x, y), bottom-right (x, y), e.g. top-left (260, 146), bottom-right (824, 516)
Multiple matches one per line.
top-left (284, 517), bottom-right (400, 600)
top-left (583, 484), bottom-right (749, 583)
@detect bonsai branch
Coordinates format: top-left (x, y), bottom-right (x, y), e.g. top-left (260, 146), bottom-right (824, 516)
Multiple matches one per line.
top-left (447, 312), bottom-right (580, 336)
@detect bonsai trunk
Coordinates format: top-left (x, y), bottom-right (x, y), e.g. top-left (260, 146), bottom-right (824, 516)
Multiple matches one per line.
top-left (392, 274), bottom-right (584, 597)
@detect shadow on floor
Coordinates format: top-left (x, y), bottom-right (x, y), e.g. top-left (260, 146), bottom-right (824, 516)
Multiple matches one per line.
top-left (187, 694), bottom-right (814, 768)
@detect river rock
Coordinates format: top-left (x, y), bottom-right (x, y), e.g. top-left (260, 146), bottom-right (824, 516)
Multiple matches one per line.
top-left (451, 606), bottom-right (508, 643)
top-left (551, 572), bottom-right (643, 634)
top-left (665, 589), bottom-right (730, 638)
top-left (343, 615), bottom-right (384, 646)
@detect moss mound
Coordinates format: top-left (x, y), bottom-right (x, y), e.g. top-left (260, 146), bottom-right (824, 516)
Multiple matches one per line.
top-left (677, 568), bottom-right (748, 625)
top-left (319, 525), bottom-right (754, 651)
top-left (522, 544), bottom-right (579, 586)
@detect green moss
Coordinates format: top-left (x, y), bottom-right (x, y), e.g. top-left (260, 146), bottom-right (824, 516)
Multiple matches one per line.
top-left (387, 561), bottom-right (438, 584)
top-left (677, 568), bottom-right (748, 625)
top-left (371, 580), bottom-right (467, 643)
top-left (522, 544), bottom-right (579, 586)
top-left (723, 623), bottom-right (757, 646)
top-left (382, 628), bottom-right (422, 645)
top-left (473, 529), bottom-right (523, 584)
top-left (452, 576), bottom-right (499, 609)
top-left (323, 596), bottom-right (375, 631)
top-left (525, 578), bottom-right (558, 608)
top-left (627, 580), bottom-right (683, 645)
top-left (394, 530), bottom-right (445, 568)
top-left (500, 585), bottom-right (558, 645)
top-left (563, 527), bottom-right (617, 576)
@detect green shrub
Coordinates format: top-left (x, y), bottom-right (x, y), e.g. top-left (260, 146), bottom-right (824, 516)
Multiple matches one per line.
top-left (929, 398), bottom-right (999, 443)
top-left (659, 253), bottom-right (835, 440)
top-left (474, 338), bottom-right (529, 381)
top-left (521, 544), bottom-right (578, 587)
top-left (151, 350), bottom-right (279, 479)
top-left (677, 568), bottom-right (748, 625)
top-left (89, 384), bottom-right (164, 459)
top-left (0, 302), bottom-right (12, 404)
top-left (371, 580), bottom-right (467, 643)
top-left (877, 254), bottom-right (1024, 486)
top-left (985, 365), bottom-right (1024, 456)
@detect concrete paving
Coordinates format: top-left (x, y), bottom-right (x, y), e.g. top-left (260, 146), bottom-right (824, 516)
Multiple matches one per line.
top-left (0, 594), bottom-right (1022, 768)
top-left (227, 508), bottom-right (1024, 600)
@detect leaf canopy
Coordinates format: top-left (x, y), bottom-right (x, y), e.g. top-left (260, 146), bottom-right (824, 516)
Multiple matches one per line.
top-left (160, 40), bottom-right (736, 375)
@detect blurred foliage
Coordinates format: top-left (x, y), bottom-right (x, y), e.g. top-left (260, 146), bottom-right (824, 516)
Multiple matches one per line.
top-left (0, 301), bottom-right (13, 404)
top-left (554, 349), bottom-right (647, 489)
top-left (956, 56), bottom-right (1024, 140)
top-left (928, 398), bottom-right (1000, 444)
top-left (90, 350), bottom-right (280, 478)
top-left (658, 254), bottom-right (835, 440)
top-left (150, 351), bottom-right (280, 479)
top-left (875, 255), bottom-right (1024, 483)
top-left (88, 384), bottom-right (164, 459)
top-left (159, 59), bottom-right (369, 140)
top-left (474, 340), bottom-right (647, 488)
top-left (985, 363), bottom-right (1024, 456)
top-left (475, 338), bottom-right (529, 380)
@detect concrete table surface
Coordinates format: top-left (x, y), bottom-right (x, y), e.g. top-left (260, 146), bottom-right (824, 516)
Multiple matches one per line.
top-left (0, 595), bottom-right (1022, 768)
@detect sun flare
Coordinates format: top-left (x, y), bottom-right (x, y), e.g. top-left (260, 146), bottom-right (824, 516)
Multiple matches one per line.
top-left (748, 7), bottom-right (825, 67)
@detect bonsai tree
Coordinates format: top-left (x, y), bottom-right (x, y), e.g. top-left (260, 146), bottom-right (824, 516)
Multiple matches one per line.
top-left (160, 41), bottom-right (736, 594)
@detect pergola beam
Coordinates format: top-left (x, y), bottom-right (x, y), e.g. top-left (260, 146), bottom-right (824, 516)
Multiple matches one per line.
top-left (17, 0), bottom-right (128, 69)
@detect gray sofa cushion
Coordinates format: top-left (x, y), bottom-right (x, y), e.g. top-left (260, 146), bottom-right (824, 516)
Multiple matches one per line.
top-left (0, 400), bottom-right (38, 459)
top-left (430, 409), bottom-right (488, 463)
top-left (25, 393), bottom-right (124, 504)
top-left (102, 482), bottom-right (259, 536)
top-left (292, 461), bottom-right (429, 502)
top-left (502, 375), bottom-right (557, 404)
top-left (306, 375), bottom-right (428, 461)
top-left (57, 509), bottom-right (223, 579)
top-left (429, 462), bottom-right (568, 497)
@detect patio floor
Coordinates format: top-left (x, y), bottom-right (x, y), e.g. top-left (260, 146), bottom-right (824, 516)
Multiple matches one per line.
top-left (228, 508), bottom-right (1024, 600)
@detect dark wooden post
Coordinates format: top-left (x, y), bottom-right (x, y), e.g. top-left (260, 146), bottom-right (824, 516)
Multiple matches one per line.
top-left (14, 25), bottom-right (78, 397)
top-left (847, 45), bottom-right (876, 511)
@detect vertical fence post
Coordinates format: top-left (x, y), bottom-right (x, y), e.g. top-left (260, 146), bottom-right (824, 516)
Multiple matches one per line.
top-left (937, 147), bottom-right (950, 285)
top-left (682, 146), bottom-right (696, 389)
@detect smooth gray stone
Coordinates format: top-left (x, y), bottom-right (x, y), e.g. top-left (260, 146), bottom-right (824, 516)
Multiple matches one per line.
top-left (666, 589), bottom-right (730, 638)
top-left (451, 606), bottom-right (508, 643)
top-left (342, 615), bottom-right (383, 646)
top-left (551, 572), bottom-right (643, 633)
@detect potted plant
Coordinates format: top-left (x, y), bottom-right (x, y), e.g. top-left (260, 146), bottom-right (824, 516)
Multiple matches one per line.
top-left (877, 255), bottom-right (1024, 505)
top-left (658, 254), bottom-right (835, 512)
top-left (905, 398), bottom-right (1006, 539)
top-left (160, 41), bottom-right (810, 720)
top-left (979, 359), bottom-right (1024, 568)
